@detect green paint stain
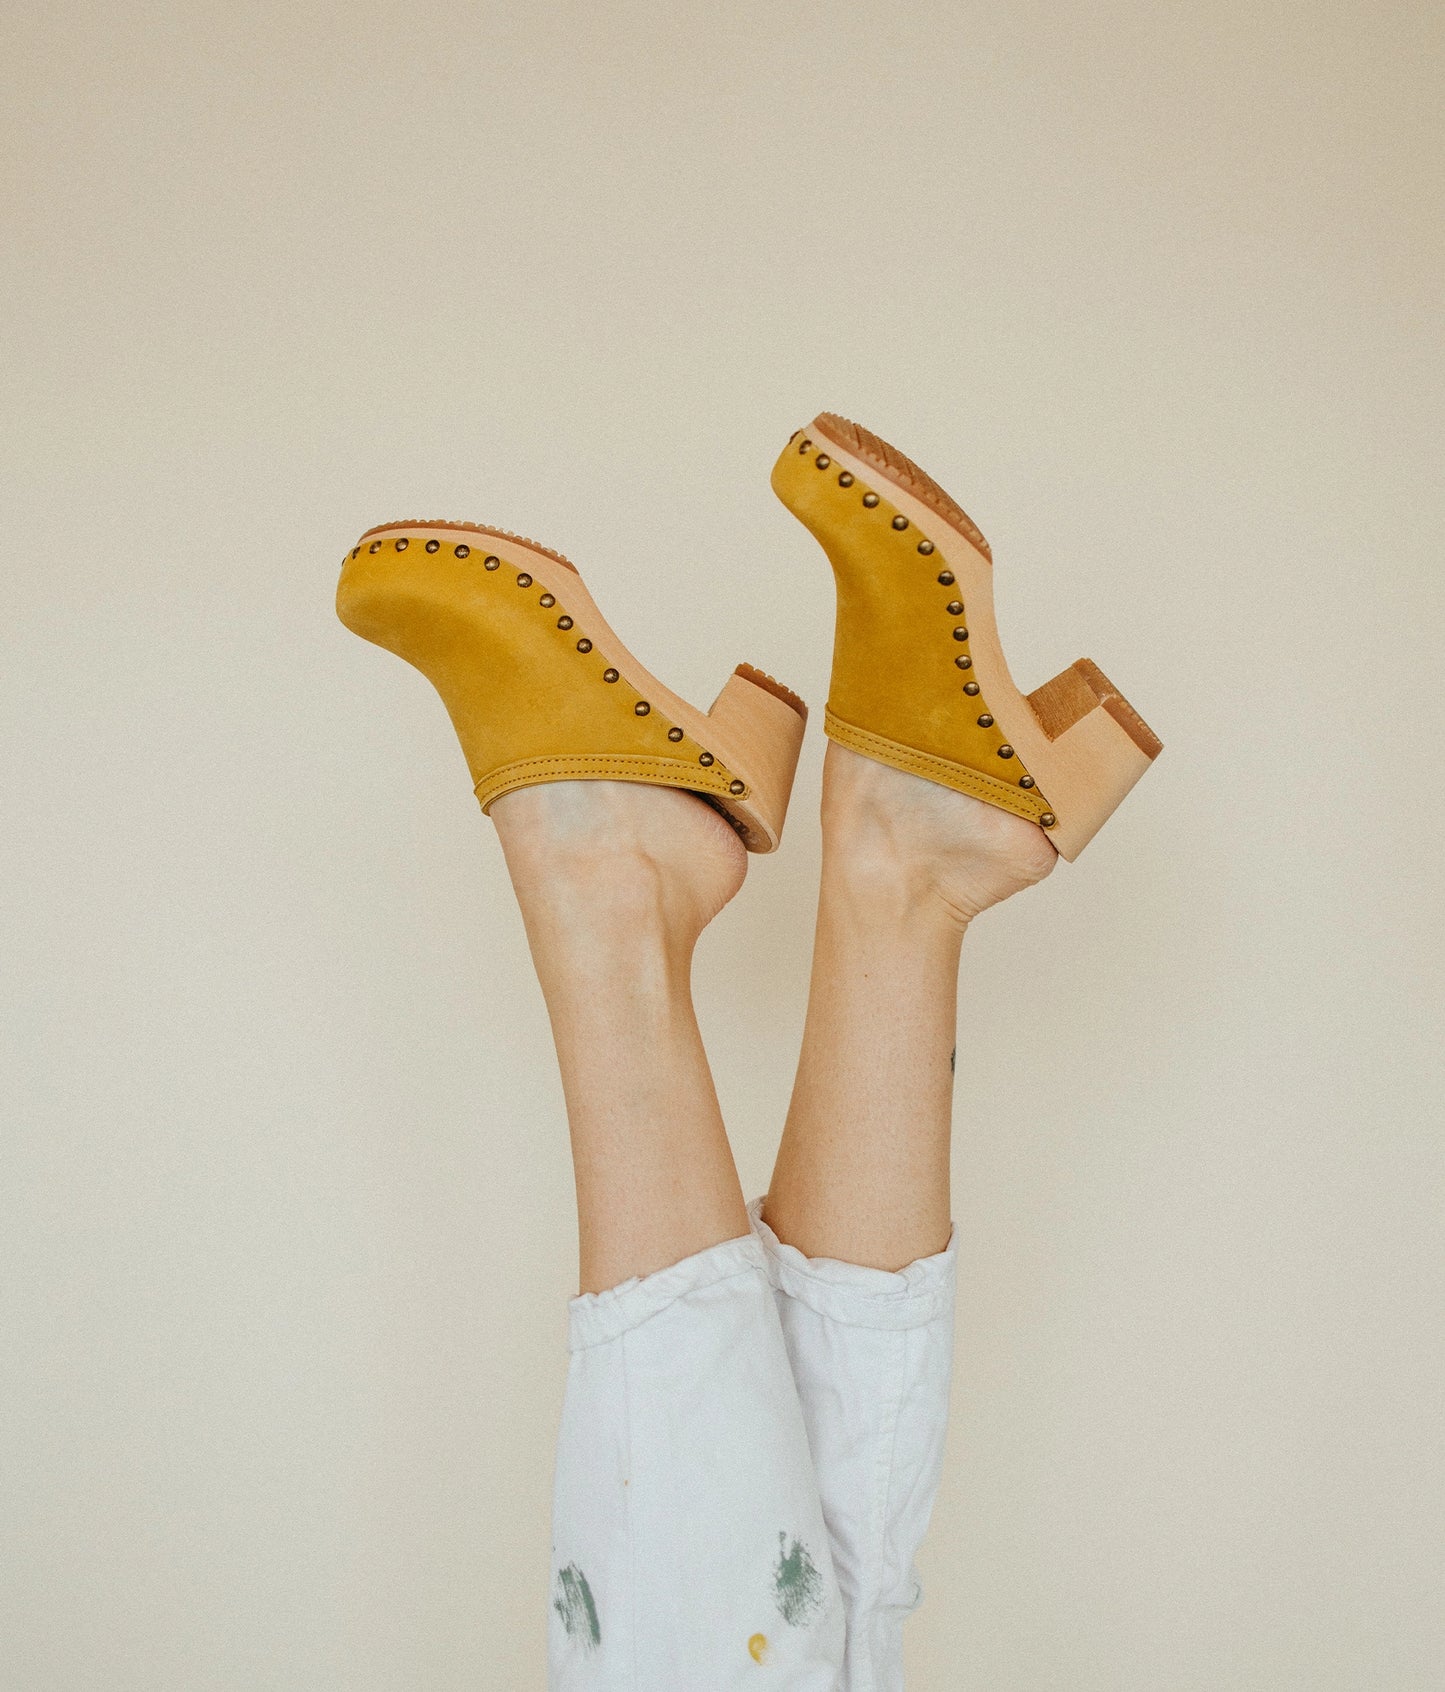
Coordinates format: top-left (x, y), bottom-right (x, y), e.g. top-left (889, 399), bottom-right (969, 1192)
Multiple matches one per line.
top-left (554, 1563), bottom-right (601, 1651)
top-left (772, 1532), bottom-right (825, 1627)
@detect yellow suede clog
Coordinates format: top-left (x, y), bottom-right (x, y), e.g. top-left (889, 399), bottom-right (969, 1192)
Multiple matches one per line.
top-left (772, 415), bottom-right (1161, 861)
top-left (337, 521), bottom-right (807, 851)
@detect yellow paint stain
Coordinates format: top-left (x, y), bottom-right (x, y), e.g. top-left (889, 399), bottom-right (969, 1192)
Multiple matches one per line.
top-left (748, 1633), bottom-right (769, 1664)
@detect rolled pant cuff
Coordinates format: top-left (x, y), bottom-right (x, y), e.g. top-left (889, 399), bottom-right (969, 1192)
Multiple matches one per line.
top-left (747, 1196), bottom-right (957, 1330)
top-left (566, 1231), bottom-right (768, 1351)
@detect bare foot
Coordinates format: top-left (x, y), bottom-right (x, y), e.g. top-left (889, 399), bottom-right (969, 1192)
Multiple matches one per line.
top-left (490, 780), bottom-right (748, 957)
top-left (820, 742), bottom-right (1057, 930)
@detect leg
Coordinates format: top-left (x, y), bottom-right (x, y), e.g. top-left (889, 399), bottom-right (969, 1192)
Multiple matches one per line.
top-left (492, 779), bottom-right (749, 1295)
top-left (765, 744), bottom-right (1057, 1270)
top-left (491, 781), bottom-right (846, 1690)
top-left (758, 743), bottom-right (1057, 1687)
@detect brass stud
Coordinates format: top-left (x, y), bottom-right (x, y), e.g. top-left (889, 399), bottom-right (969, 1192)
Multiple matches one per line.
top-left (516, 572), bottom-right (532, 587)
top-left (816, 454), bottom-right (831, 469)
top-left (953, 629), bottom-right (970, 643)
top-left (456, 544), bottom-right (471, 559)
top-left (1019, 775), bottom-right (1035, 788)
top-left (635, 702), bottom-right (651, 716)
top-left (425, 539), bottom-right (440, 552)
top-left (699, 752), bottom-right (715, 766)
top-left (891, 515), bottom-right (908, 530)
top-left (937, 570), bottom-right (954, 585)
top-left (918, 540), bottom-right (935, 555)
top-left (863, 493), bottom-right (880, 508)
top-left (350, 547), bottom-right (359, 558)
top-left (838, 471), bottom-right (854, 487)
top-left (539, 592), bottom-right (555, 607)
top-left (1039, 812), bottom-right (1056, 827)
top-left (395, 538), bottom-right (409, 550)
top-left (482, 553), bottom-right (498, 569)
top-left (603, 668), bottom-right (619, 682)
top-left (728, 779), bottom-right (745, 795)
top-left (667, 726), bottom-right (684, 740)
top-left (955, 654), bottom-right (973, 669)
top-left (946, 601), bottom-right (964, 616)
top-left (576, 638), bottom-right (592, 653)
top-left (963, 681), bottom-right (980, 695)
top-left (368, 541), bottom-right (381, 553)
top-left (977, 713), bottom-right (994, 728)
top-left (557, 615), bottom-right (573, 629)
top-left (997, 745), bottom-right (1014, 759)
top-left (799, 438), bottom-right (811, 452)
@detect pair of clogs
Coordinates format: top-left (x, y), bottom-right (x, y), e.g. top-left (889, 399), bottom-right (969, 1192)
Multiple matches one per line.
top-left (336, 413), bottom-right (1161, 860)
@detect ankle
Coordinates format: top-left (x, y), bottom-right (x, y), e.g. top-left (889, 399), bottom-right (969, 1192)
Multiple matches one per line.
top-left (820, 824), bottom-right (973, 939)
top-left (820, 743), bottom-right (1057, 926)
top-left (492, 779), bottom-right (747, 957)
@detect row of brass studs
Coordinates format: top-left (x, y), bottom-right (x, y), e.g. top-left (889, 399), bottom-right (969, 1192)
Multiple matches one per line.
top-left (799, 440), bottom-right (938, 560)
top-left (353, 535), bottom-right (745, 796)
top-left (923, 508), bottom-right (1047, 802)
top-left (796, 440), bottom-right (1054, 826)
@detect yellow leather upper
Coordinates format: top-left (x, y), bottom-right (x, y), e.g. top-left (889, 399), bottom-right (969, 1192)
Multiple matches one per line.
top-left (771, 435), bottom-right (1052, 825)
top-left (336, 533), bottom-right (749, 812)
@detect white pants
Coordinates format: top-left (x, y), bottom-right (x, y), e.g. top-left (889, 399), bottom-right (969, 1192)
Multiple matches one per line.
top-left (549, 1197), bottom-right (958, 1691)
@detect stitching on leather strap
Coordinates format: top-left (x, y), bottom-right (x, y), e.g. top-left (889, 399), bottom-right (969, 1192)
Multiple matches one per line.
top-left (823, 709), bottom-right (1049, 822)
top-left (475, 754), bottom-right (745, 812)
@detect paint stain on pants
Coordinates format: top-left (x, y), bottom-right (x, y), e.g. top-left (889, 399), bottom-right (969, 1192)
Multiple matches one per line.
top-left (554, 1563), bottom-right (601, 1651)
top-left (772, 1533), bottom-right (825, 1626)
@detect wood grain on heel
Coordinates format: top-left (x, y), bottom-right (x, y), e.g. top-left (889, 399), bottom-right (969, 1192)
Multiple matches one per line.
top-left (705, 665), bottom-right (808, 852)
top-left (1023, 659), bottom-right (1161, 860)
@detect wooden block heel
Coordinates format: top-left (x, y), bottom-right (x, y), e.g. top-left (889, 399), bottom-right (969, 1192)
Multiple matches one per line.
top-left (1024, 659), bottom-right (1162, 858)
top-left (336, 521), bottom-right (808, 852)
top-left (705, 665), bottom-right (808, 849)
top-left (772, 415), bottom-right (1162, 861)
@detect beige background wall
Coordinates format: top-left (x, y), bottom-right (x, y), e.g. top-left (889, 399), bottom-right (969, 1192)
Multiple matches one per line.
top-left (3, 2), bottom-right (1442, 1687)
